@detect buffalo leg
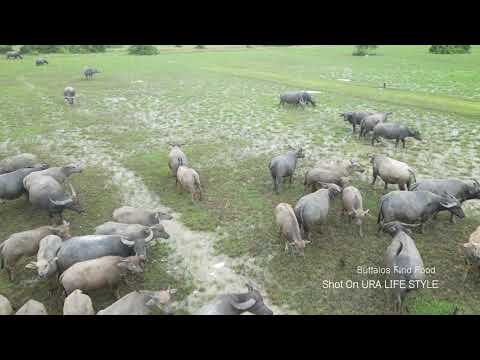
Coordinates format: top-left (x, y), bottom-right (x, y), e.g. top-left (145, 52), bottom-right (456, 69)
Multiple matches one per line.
top-left (463, 263), bottom-right (471, 282)
top-left (384, 181), bottom-right (388, 190)
top-left (395, 139), bottom-right (399, 148)
top-left (275, 176), bottom-right (281, 194)
top-left (289, 176), bottom-right (293, 185)
top-left (371, 172), bottom-right (378, 186)
top-left (402, 139), bottom-right (406, 149)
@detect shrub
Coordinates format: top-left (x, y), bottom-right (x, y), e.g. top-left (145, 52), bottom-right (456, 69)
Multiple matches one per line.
top-left (429, 45), bottom-right (471, 54)
top-left (0, 45), bottom-right (13, 54)
top-left (67, 45), bottom-right (107, 53)
top-left (128, 45), bottom-right (159, 55)
top-left (353, 45), bottom-right (378, 56)
top-left (195, 45), bottom-right (206, 49)
top-left (19, 45), bottom-right (63, 54)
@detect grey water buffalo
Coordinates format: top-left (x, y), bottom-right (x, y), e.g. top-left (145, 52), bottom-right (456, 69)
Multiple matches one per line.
top-left (25, 178), bottom-right (84, 222)
top-left (0, 222), bottom-right (71, 281)
top-left (6, 51), bottom-right (22, 60)
top-left (304, 159), bottom-right (364, 193)
top-left (371, 123), bottom-right (421, 148)
top-left (294, 183), bottom-right (342, 240)
top-left (95, 221), bottom-right (170, 241)
top-left (377, 191), bottom-right (465, 233)
top-left (274, 203), bottom-right (308, 255)
top-left (176, 159), bottom-right (202, 201)
top-left (463, 225), bottom-right (480, 281)
top-left (340, 111), bottom-right (374, 133)
top-left (168, 143), bottom-right (188, 177)
top-left (279, 91), bottom-right (315, 108)
top-left (97, 288), bottom-right (176, 315)
top-left (0, 295), bottom-right (13, 315)
top-left (59, 255), bottom-right (145, 298)
top-left (112, 206), bottom-right (173, 226)
top-left (359, 112), bottom-right (392, 138)
top-left (55, 234), bottom-right (150, 272)
top-left (84, 68), bottom-right (100, 80)
top-left (383, 222), bottom-right (425, 313)
top-left (342, 186), bottom-right (370, 237)
top-left (0, 164), bottom-right (48, 201)
top-left (63, 290), bottom-right (95, 315)
top-left (64, 86), bottom-right (76, 105)
top-left (411, 179), bottom-right (480, 223)
top-left (15, 299), bottom-right (47, 315)
top-left (25, 235), bottom-right (63, 279)
top-left (194, 284), bottom-right (274, 315)
top-left (370, 154), bottom-right (416, 191)
top-left (269, 148), bottom-right (304, 194)
top-left (0, 153), bottom-right (41, 175)
top-left (23, 163), bottom-right (84, 189)
top-left (36, 58), bottom-right (48, 66)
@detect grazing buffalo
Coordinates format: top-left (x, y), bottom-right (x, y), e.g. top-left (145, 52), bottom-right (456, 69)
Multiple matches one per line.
top-left (6, 51), bottom-right (22, 60)
top-left (340, 111), bottom-right (374, 133)
top-left (269, 148), bottom-right (304, 194)
top-left (0, 153), bottom-right (41, 175)
top-left (383, 222), bottom-right (425, 313)
top-left (112, 206), bottom-right (173, 226)
top-left (0, 164), bottom-right (48, 201)
top-left (377, 191), bottom-right (465, 233)
top-left (372, 123), bottom-right (421, 148)
top-left (194, 284), bottom-right (274, 315)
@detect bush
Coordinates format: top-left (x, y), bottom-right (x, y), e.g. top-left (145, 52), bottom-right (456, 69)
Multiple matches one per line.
top-left (353, 45), bottom-right (378, 56)
top-left (128, 45), bottom-right (159, 55)
top-left (195, 45), bottom-right (206, 49)
top-left (429, 45), bottom-right (471, 54)
top-left (67, 45), bottom-right (107, 53)
top-left (19, 45), bottom-right (63, 54)
top-left (0, 45), bottom-right (13, 54)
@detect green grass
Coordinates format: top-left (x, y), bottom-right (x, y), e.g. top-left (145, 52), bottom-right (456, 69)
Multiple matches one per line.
top-left (1, 45), bottom-right (480, 314)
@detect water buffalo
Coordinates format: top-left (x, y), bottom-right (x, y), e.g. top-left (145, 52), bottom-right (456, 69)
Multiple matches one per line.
top-left (0, 295), bottom-right (13, 315)
top-left (294, 183), bottom-right (342, 240)
top-left (63, 290), bottom-right (95, 315)
top-left (274, 202), bottom-right (308, 255)
top-left (64, 86), bottom-right (76, 105)
top-left (0, 222), bottom-right (71, 281)
top-left (23, 163), bottom-right (83, 190)
top-left (0, 164), bottom-right (48, 201)
top-left (340, 111), bottom-right (374, 133)
top-left (6, 51), bottom-right (22, 60)
top-left (55, 234), bottom-right (151, 272)
top-left (372, 123), bottom-right (421, 148)
top-left (94, 221), bottom-right (170, 241)
top-left (25, 235), bottom-right (63, 279)
top-left (342, 186), bottom-right (370, 237)
top-left (26, 178), bottom-right (84, 223)
top-left (411, 179), bottom-right (480, 223)
top-left (194, 284), bottom-right (274, 315)
top-left (377, 191), bottom-right (465, 233)
top-left (112, 206), bottom-right (173, 226)
top-left (84, 68), bottom-right (100, 80)
top-left (279, 91), bottom-right (315, 108)
top-left (269, 148), bottom-right (304, 194)
top-left (36, 58), bottom-right (48, 66)
top-left (60, 255), bottom-right (144, 298)
top-left (463, 225), bottom-right (480, 281)
top-left (168, 143), bottom-right (188, 177)
top-left (176, 159), bottom-right (202, 201)
top-left (370, 154), bottom-right (416, 191)
top-left (304, 159), bottom-right (364, 193)
top-left (15, 299), bottom-right (47, 315)
top-left (97, 288), bottom-right (176, 315)
top-left (383, 222), bottom-right (425, 313)
top-left (0, 153), bottom-right (41, 175)
top-left (359, 112), bottom-right (392, 138)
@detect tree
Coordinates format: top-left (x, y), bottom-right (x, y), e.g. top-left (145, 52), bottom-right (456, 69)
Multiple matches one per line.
top-left (128, 45), bottom-right (159, 55)
top-left (353, 45), bottom-right (378, 56)
top-left (67, 45), bottom-right (107, 53)
top-left (429, 45), bottom-right (471, 54)
top-left (0, 45), bottom-right (13, 54)
top-left (19, 45), bottom-right (63, 54)
top-left (195, 45), bottom-right (206, 49)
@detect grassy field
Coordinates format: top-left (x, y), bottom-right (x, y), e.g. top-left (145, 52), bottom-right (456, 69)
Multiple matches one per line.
top-left (1, 45), bottom-right (480, 314)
